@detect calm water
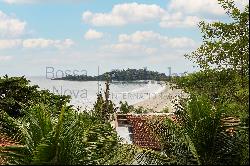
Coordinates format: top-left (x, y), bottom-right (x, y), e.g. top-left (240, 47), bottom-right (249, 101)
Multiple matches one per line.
top-left (28, 76), bottom-right (166, 110)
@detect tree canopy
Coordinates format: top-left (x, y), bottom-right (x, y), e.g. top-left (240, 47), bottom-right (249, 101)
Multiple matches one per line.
top-left (186, 0), bottom-right (249, 79)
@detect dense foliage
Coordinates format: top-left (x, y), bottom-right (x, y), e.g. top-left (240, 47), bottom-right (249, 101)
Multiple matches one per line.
top-left (172, 69), bottom-right (249, 121)
top-left (148, 94), bottom-right (249, 165)
top-left (172, 0), bottom-right (249, 126)
top-left (0, 0), bottom-right (249, 165)
top-left (0, 75), bottom-right (70, 118)
top-left (186, 0), bottom-right (249, 80)
top-left (92, 80), bottom-right (117, 122)
top-left (0, 104), bottom-right (119, 165)
top-left (0, 82), bottom-right (173, 165)
top-left (54, 68), bottom-right (170, 82)
top-left (119, 101), bottom-right (153, 114)
top-left (165, 0), bottom-right (249, 164)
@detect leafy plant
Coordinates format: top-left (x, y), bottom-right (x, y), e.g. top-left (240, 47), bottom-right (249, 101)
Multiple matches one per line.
top-left (92, 80), bottom-right (118, 122)
top-left (133, 106), bottom-right (152, 114)
top-left (172, 69), bottom-right (249, 118)
top-left (0, 75), bottom-right (70, 118)
top-left (119, 101), bottom-right (134, 114)
top-left (186, 0), bottom-right (249, 82)
top-left (166, 1), bottom-right (249, 164)
top-left (161, 108), bottom-right (169, 113)
top-left (0, 104), bottom-right (119, 165)
top-left (148, 93), bottom-right (248, 165)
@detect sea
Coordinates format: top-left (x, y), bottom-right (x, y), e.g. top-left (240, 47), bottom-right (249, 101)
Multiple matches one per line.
top-left (27, 76), bottom-right (166, 110)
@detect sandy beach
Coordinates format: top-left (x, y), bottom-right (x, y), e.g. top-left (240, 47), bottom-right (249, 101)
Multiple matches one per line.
top-left (133, 82), bottom-right (186, 113)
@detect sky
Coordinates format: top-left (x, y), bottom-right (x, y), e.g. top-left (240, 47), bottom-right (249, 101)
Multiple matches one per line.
top-left (0, 0), bottom-right (248, 77)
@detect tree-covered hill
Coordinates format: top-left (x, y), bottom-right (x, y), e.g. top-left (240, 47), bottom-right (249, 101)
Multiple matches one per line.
top-left (53, 68), bottom-right (170, 82)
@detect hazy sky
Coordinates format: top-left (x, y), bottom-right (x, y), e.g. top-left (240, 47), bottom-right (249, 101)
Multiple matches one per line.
top-left (0, 0), bottom-right (248, 76)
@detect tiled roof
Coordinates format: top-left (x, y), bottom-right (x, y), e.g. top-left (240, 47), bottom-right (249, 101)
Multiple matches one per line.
top-left (126, 114), bottom-right (173, 150)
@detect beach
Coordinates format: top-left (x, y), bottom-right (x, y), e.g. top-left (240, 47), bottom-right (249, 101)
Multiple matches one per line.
top-left (27, 77), bottom-right (185, 113)
top-left (28, 77), bottom-right (169, 110)
top-left (133, 82), bottom-right (186, 113)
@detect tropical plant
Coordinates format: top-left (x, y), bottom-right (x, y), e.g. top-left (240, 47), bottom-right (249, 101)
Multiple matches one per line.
top-left (161, 107), bottom-right (169, 113)
top-left (0, 102), bottom-right (177, 165)
top-left (172, 69), bottom-right (249, 119)
top-left (92, 80), bottom-right (118, 122)
top-left (118, 101), bottom-right (152, 114)
top-left (164, 1), bottom-right (250, 164)
top-left (0, 75), bottom-right (70, 118)
top-left (119, 101), bottom-right (133, 114)
top-left (1, 0), bottom-right (249, 164)
top-left (0, 104), bottom-right (120, 165)
top-left (133, 106), bottom-right (153, 114)
top-left (186, 0), bottom-right (249, 85)
top-left (148, 93), bottom-right (249, 165)
top-left (105, 144), bottom-right (175, 165)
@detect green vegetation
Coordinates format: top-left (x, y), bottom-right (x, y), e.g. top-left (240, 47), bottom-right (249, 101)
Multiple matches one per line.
top-left (186, 0), bottom-right (249, 80)
top-left (119, 101), bottom-right (133, 114)
top-left (149, 93), bottom-right (248, 165)
top-left (172, 0), bottom-right (249, 126)
top-left (163, 0), bottom-right (249, 164)
top-left (119, 101), bottom-right (153, 114)
top-left (0, 0), bottom-right (249, 165)
top-left (54, 68), bottom-right (170, 82)
top-left (0, 105), bottom-right (118, 165)
top-left (92, 80), bottom-right (117, 122)
top-left (0, 75), bottom-right (70, 118)
top-left (161, 107), bottom-right (169, 113)
top-left (172, 69), bottom-right (249, 121)
top-left (0, 75), bottom-right (71, 137)
top-left (0, 78), bottom-right (173, 165)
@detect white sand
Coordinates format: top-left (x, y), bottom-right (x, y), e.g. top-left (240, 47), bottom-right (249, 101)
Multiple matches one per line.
top-left (133, 82), bottom-right (186, 113)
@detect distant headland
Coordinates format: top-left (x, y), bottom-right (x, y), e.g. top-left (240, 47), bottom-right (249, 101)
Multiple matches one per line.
top-left (52, 68), bottom-right (170, 82)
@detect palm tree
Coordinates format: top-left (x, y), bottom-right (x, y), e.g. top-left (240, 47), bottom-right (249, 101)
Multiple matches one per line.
top-left (0, 83), bottom-right (248, 165)
top-left (147, 94), bottom-right (249, 165)
top-left (0, 104), bottom-right (120, 165)
top-left (0, 103), bottom-right (175, 165)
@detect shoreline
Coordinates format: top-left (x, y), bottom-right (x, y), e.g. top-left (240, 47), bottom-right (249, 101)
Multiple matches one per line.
top-left (74, 81), bottom-right (185, 113)
top-left (133, 82), bottom-right (186, 113)
top-left (28, 77), bottom-right (181, 112)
